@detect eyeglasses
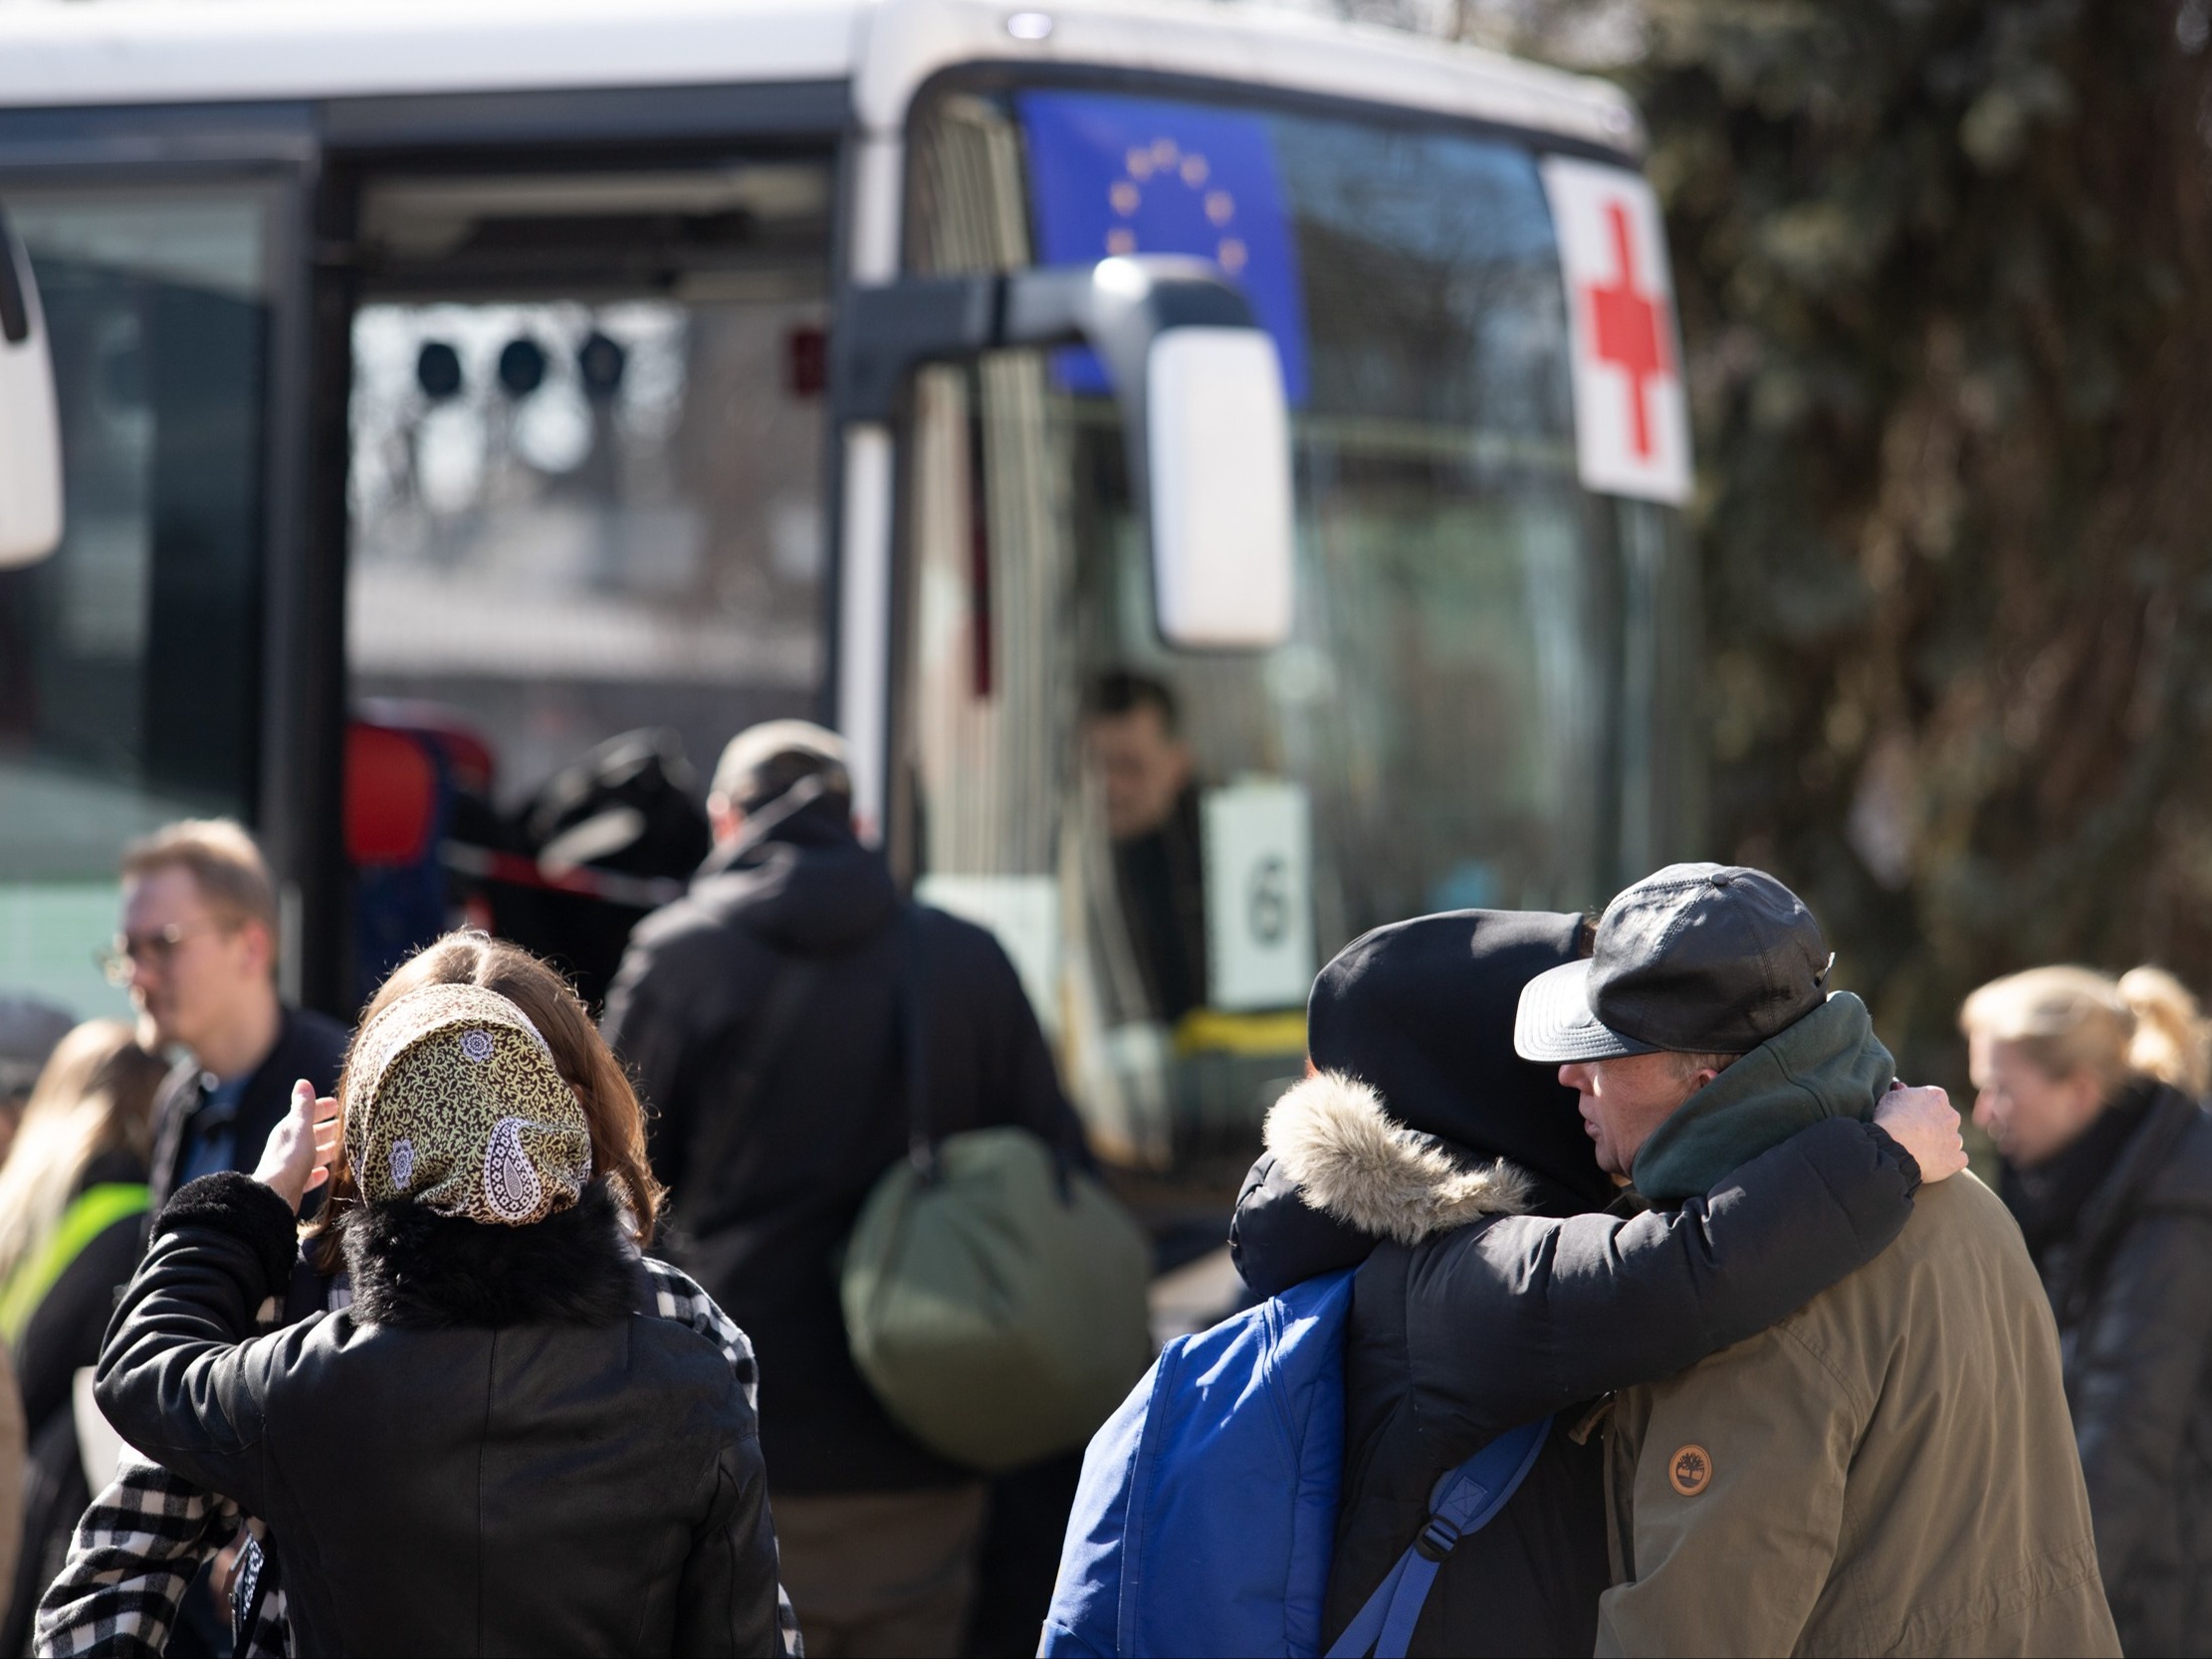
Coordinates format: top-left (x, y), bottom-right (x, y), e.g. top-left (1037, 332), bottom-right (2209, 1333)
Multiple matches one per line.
top-left (97, 920), bottom-right (227, 986)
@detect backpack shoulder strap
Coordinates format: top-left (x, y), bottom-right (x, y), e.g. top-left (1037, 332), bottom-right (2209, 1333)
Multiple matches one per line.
top-left (672, 954), bottom-right (826, 1233)
top-left (1323, 1414), bottom-right (1553, 1659)
top-left (895, 903), bottom-right (937, 1182)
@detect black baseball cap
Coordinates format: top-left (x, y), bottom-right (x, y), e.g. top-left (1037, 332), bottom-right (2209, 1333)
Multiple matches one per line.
top-left (1513, 863), bottom-right (1835, 1062)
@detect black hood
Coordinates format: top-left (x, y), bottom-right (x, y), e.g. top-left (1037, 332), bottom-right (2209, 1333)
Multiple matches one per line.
top-left (1305, 908), bottom-right (1614, 1212)
top-left (691, 787), bottom-right (898, 955)
top-left (1231, 909), bottom-right (1613, 1296)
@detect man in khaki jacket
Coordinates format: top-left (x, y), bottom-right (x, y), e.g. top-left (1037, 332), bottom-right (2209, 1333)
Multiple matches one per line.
top-left (1517, 863), bottom-right (2119, 1657)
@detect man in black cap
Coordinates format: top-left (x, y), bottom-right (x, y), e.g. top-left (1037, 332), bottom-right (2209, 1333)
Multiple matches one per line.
top-left (1514, 863), bottom-right (2118, 1657)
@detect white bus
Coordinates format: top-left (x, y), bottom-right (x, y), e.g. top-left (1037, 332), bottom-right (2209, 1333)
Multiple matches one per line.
top-left (0, 0), bottom-right (1698, 1184)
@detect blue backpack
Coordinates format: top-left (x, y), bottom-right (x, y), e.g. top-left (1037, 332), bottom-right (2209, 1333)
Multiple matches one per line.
top-left (1041, 1270), bottom-right (1550, 1659)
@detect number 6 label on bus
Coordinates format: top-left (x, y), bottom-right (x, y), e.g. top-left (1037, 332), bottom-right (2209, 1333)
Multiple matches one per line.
top-left (1202, 780), bottom-right (1316, 1013)
top-left (1540, 157), bottom-right (1692, 507)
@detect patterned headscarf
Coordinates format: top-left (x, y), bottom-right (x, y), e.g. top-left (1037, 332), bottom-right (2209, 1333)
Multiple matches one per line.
top-left (343, 983), bottom-right (591, 1226)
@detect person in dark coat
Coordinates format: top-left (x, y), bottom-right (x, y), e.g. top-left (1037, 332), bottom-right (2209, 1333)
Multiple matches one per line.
top-left (1962, 962), bottom-right (2212, 1656)
top-left (0, 1020), bottom-right (168, 1653)
top-left (96, 933), bottom-right (786, 1657)
top-left (112, 821), bottom-right (348, 1214)
top-left (1228, 909), bottom-right (1967, 1657)
top-left (601, 721), bottom-right (1087, 1657)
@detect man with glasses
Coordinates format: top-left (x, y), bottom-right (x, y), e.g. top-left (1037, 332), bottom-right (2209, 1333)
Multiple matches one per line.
top-left (110, 821), bottom-right (346, 1213)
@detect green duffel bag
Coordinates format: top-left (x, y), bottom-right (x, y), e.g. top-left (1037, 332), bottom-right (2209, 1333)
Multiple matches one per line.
top-left (841, 919), bottom-right (1154, 1472)
top-left (843, 1128), bottom-right (1154, 1471)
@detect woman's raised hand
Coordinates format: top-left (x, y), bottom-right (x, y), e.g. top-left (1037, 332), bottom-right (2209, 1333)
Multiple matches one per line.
top-left (253, 1080), bottom-right (340, 1214)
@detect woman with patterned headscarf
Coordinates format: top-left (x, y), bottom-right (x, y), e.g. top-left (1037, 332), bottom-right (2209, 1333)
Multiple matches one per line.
top-left (90, 933), bottom-right (788, 1656)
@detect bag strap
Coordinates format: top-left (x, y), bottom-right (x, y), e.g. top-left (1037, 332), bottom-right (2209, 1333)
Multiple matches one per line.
top-left (895, 904), bottom-right (937, 1183)
top-left (1323, 1414), bottom-right (1553, 1659)
top-left (673, 954), bottom-right (825, 1234)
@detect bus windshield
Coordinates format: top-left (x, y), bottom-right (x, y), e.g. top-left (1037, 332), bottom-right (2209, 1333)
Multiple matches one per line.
top-left (900, 84), bottom-right (1694, 1174)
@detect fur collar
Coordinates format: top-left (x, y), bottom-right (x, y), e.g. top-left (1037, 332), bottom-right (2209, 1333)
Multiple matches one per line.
top-left (342, 1181), bottom-right (637, 1329)
top-left (1264, 1071), bottom-right (1533, 1246)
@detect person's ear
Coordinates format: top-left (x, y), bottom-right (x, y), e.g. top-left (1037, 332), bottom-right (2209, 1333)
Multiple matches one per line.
top-left (2066, 1068), bottom-right (2105, 1126)
top-left (707, 791), bottom-right (745, 845)
top-left (238, 918), bottom-right (276, 982)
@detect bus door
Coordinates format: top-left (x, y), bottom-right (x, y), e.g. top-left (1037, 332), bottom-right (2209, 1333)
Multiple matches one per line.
top-left (332, 131), bottom-right (839, 1008)
top-left (0, 106), bottom-right (318, 1019)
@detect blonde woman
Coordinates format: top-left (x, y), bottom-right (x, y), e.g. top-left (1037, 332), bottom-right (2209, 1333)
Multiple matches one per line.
top-left (0, 1020), bottom-right (167, 1651)
top-left (1961, 965), bottom-right (2212, 1657)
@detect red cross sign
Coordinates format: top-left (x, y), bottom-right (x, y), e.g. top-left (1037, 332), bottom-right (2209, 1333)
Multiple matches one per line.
top-left (1541, 158), bottom-right (1691, 504)
top-left (1586, 202), bottom-right (1670, 459)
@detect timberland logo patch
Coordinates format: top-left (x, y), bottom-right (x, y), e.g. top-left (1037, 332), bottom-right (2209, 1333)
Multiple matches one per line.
top-left (1668, 1444), bottom-right (1712, 1496)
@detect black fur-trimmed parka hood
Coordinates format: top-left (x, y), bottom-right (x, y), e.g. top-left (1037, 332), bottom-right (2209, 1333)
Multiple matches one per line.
top-left (1229, 1068), bottom-right (1537, 1298)
top-left (97, 1170), bottom-right (787, 1656)
top-left (1226, 910), bottom-right (1928, 1656)
top-left (1263, 1070), bottom-right (1534, 1243)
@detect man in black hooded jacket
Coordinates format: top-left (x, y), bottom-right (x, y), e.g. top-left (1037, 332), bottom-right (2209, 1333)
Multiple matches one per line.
top-left (1228, 909), bottom-right (1964, 1656)
top-left (601, 721), bottom-right (1086, 1657)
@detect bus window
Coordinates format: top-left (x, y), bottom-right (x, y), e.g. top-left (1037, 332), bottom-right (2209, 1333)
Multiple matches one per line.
top-left (902, 89), bottom-right (1665, 1184)
top-left (0, 186), bottom-right (275, 1016)
top-left (344, 163), bottom-right (832, 840)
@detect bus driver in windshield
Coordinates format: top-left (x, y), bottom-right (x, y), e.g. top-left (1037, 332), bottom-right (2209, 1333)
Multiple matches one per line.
top-left (1084, 672), bottom-right (1209, 1024)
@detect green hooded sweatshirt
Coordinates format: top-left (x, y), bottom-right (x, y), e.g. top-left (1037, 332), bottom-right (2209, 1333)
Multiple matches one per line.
top-left (1631, 992), bottom-right (1893, 1206)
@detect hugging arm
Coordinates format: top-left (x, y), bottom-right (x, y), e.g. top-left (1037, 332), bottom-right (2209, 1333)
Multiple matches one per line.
top-left (1407, 1117), bottom-right (1916, 1445)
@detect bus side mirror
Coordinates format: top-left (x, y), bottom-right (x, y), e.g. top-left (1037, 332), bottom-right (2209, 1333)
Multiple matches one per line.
top-left (0, 209), bottom-right (62, 569)
top-left (1142, 326), bottom-right (1292, 649)
top-left (837, 256), bottom-right (1296, 652)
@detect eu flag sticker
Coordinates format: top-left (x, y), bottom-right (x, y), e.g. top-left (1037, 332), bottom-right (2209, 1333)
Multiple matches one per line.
top-left (1018, 91), bottom-right (1311, 406)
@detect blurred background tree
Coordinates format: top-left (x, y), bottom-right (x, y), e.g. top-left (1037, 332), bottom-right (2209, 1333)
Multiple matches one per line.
top-left (1293, 0), bottom-right (2212, 1082)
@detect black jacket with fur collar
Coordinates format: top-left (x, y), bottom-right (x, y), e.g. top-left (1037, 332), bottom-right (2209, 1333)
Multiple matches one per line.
top-left (1231, 1071), bottom-right (1922, 1659)
top-left (98, 1172), bottom-right (784, 1657)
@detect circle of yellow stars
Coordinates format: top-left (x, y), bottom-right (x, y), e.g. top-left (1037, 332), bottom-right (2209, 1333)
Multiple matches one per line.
top-left (1106, 136), bottom-right (1246, 275)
